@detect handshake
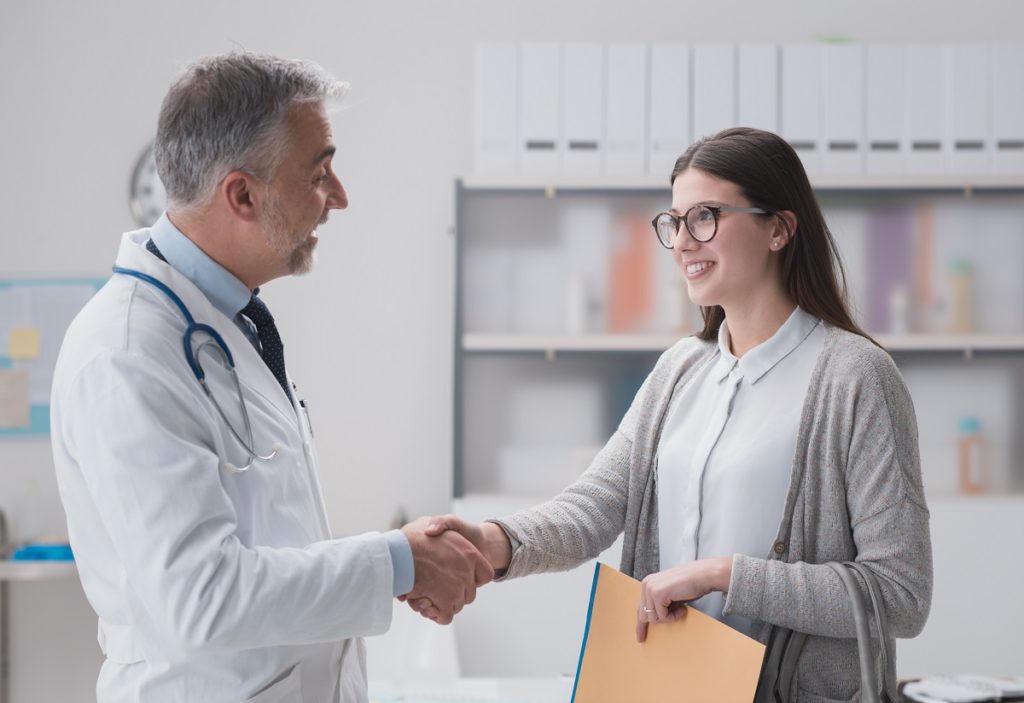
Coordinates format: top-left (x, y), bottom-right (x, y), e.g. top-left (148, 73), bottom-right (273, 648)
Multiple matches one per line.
top-left (398, 515), bottom-right (512, 625)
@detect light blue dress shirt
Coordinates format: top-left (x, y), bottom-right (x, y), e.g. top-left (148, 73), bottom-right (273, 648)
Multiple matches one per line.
top-left (149, 214), bottom-right (414, 597)
top-left (656, 306), bottom-right (824, 636)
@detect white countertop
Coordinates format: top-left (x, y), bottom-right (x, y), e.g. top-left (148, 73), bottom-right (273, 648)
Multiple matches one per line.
top-left (369, 677), bottom-right (572, 703)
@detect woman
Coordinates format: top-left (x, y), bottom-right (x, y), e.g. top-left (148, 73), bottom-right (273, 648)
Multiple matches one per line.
top-left (417, 127), bottom-right (932, 701)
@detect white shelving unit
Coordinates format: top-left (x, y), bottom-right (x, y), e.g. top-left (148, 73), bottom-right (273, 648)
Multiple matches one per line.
top-left (0, 507), bottom-right (78, 703)
top-left (453, 178), bottom-right (1024, 498)
top-left (0, 561), bottom-right (78, 703)
top-left (464, 332), bottom-right (1024, 356)
top-left (462, 175), bottom-right (1024, 194)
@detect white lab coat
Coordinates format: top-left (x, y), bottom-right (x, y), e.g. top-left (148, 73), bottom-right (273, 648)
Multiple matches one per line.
top-left (50, 230), bottom-right (395, 702)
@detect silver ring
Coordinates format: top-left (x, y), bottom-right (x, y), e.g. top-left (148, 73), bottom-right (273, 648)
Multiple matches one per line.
top-left (642, 607), bottom-right (655, 614)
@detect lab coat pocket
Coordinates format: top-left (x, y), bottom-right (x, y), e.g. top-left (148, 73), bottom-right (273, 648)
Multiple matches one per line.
top-left (246, 663), bottom-right (302, 702)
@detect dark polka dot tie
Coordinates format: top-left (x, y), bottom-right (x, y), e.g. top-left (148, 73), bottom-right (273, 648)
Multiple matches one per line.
top-left (240, 293), bottom-right (291, 401)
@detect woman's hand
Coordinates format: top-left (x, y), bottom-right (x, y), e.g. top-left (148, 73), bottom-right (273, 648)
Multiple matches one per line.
top-left (636, 556), bottom-right (733, 642)
top-left (401, 515), bottom-right (512, 622)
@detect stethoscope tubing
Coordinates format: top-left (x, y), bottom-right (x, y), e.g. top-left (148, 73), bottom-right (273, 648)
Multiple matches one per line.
top-left (112, 265), bottom-right (277, 471)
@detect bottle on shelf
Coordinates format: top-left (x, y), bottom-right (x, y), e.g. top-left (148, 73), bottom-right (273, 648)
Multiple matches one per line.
top-left (888, 284), bottom-right (911, 334)
top-left (948, 259), bottom-right (974, 334)
top-left (957, 416), bottom-right (984, 495)
top-left (565, 272), bottom-right (587, 334)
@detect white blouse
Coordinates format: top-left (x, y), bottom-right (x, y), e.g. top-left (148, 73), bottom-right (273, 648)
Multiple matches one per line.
top-left (656, 306), bottom-right (825, 636)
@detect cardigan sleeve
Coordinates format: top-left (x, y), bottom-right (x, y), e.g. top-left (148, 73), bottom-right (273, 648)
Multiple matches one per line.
top-left (491, 428), bottom-right (634, 578)
top-left (492, 339), bottom-right (708, 579)
top-left (723, 342), bottom-right (933, 639)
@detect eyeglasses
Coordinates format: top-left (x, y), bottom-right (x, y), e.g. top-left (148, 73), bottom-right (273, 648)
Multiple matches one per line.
top-left (651, 205), bottom-right (772, 248)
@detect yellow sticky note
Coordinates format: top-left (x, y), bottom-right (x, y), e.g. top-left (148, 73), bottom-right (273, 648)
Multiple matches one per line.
top-left (9, 327), bottom-right (41, 359)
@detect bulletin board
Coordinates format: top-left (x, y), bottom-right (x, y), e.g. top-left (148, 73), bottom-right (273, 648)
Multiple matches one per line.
top-left (0, 279), bottom-right (106, 436)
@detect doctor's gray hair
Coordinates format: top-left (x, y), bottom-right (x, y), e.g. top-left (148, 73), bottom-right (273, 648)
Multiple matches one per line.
top-left (155, 51), bottom-right (348, 210)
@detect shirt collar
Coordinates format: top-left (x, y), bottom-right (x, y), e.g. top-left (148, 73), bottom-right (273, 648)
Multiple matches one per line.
top-left (711, 307), bottom-right (820, 384)
top-left (149, 213), bottom-right (252, 319)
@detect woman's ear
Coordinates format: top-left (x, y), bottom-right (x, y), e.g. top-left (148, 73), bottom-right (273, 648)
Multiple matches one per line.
top-left (770, 210), bottom-right (798, 251)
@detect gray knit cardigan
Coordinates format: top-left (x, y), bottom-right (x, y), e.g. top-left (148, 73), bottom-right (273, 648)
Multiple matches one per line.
top-left (493, 325), bottom-right (932, 702)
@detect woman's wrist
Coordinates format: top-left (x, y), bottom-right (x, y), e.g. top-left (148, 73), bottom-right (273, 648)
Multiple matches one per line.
top-left (482, 521), bottom-right (512, 570)
top-left (708, 556), bottom-right (733, 593)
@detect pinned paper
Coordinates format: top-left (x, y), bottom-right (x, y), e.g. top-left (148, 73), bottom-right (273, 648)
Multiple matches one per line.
top-left (9, 327), bottom-right (41, 359)
top-left (0, 369), bottom-right (30, 428)
top-left (573, 563), bottom-right (766, 703)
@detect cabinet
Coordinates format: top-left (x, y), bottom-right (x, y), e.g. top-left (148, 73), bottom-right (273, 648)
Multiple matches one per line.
top-left (453, 176), bottom-right (1024, 500)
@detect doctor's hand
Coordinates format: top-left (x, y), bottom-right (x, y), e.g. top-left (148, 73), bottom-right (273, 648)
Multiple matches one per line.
top-left (636, 556), bottom-right (733, 643)
top-left (403, 515), bottom-right (512, 622)
top-left (400, 517), bottom-right (494, 625)
top-left (423, 515), bottom-right (512, 572)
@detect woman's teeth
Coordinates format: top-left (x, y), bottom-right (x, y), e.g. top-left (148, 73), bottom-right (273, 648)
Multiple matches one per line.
top-left (686, 261), bottom-right (714, 275)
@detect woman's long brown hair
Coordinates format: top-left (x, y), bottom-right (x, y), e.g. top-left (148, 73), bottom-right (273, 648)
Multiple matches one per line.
top-left (672, 127), bottom-right (876, 345)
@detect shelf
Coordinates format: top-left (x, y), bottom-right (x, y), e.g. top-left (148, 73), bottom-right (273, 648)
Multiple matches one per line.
top-left (880, 333), bottom-right (1024, 352)
top-left (0, 560), bottom-right (77, 582)
top-left (463, 332), bottom-right (680, 353)
top-left (462, 332), bottom-right (1024, 355)
top-left (461, 175), bottom-right (1024, 194)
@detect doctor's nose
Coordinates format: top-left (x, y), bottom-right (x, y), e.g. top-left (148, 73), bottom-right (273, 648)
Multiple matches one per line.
top-left (327, 174), bottom-right (348, 211)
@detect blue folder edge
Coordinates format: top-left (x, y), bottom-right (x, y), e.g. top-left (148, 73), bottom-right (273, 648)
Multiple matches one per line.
top-left (571, 562), bottom-right (603, 703)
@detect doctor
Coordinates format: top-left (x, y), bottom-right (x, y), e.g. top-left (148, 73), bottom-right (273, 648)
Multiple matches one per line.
top-left (50, 52), bottom-right (491, 703)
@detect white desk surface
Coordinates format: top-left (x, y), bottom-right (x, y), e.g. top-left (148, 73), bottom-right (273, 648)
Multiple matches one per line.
top-left (370, 677), bottom-right (571, 703)
top-left (0, 560), bottom-right (77, 582)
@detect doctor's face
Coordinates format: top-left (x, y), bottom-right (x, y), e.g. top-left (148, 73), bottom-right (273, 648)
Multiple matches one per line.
top-left (260, 102), bottom-right (348, 276)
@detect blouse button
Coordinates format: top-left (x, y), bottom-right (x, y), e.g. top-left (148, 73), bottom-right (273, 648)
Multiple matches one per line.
top-left (773, 541), bottom-right (786, 555)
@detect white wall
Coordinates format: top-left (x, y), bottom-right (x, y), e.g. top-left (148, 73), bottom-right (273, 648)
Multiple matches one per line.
top-left (2, 1), bottom-right (1024, 700)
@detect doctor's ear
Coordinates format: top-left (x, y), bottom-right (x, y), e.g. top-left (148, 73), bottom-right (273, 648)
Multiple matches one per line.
top-left (220, 171), bottom-right (261, 223)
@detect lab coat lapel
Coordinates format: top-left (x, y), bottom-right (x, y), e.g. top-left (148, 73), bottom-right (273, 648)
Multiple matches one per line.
top-left (115, 231), bottom-right (300, 427)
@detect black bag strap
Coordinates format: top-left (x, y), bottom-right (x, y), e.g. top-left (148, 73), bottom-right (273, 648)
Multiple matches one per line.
top-left (826, 561), bottom-right (898, 703)
top-left (752, 626), bottom-right (807, 703)
top-left (846, 561), bottom-right (901, 702)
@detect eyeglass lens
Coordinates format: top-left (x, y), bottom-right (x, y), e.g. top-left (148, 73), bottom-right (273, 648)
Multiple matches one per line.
top-left (654, 206), bottom-right (717, 247)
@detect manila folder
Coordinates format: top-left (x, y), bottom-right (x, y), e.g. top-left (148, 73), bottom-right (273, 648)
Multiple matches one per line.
top-left (572, 563), bottom-right (766, 702)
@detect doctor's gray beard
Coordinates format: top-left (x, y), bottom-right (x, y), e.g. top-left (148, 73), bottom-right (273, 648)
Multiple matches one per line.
top-left (260, 193), bottom-right (317, 276)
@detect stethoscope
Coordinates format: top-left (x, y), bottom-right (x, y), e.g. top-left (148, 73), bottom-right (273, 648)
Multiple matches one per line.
top-left (112, 266), bottom-right (281, 473)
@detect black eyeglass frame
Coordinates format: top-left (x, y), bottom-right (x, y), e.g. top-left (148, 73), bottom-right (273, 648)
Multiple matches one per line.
top-left (651, 205), bottom-right (774, 248)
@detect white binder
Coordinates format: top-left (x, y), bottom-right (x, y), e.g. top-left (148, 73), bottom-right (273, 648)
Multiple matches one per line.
top-left (781, 44), bottom-right (822, 176)
top-left (692, 44), bottom-right (736, 141)
top-left (605, 43), bottom-right (648, 177)
top-left (822, 44), bottom-right (864, 175)
top-left (561, 43), bottom-right (604, 177)
top-left (949, 44), bottom-right (991, 174)
top-left (905, 44), bottom-right (948, 175)
top-left (519, 42), bottom-right (561, 176)
top-left (647, 43), bottom-right (690, 179)
top-left (865, 44), bottom-right (906, 175)
top-left (737, 43), bottom-right (779, 133)
top-left (473, 43), bottom-right (518, 176)
top-left (992, 43), bottom-right (1024, 173)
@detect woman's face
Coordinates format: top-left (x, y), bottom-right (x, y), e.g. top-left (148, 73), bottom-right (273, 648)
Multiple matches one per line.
top-left (669, 168), bottom-right (781, 310)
